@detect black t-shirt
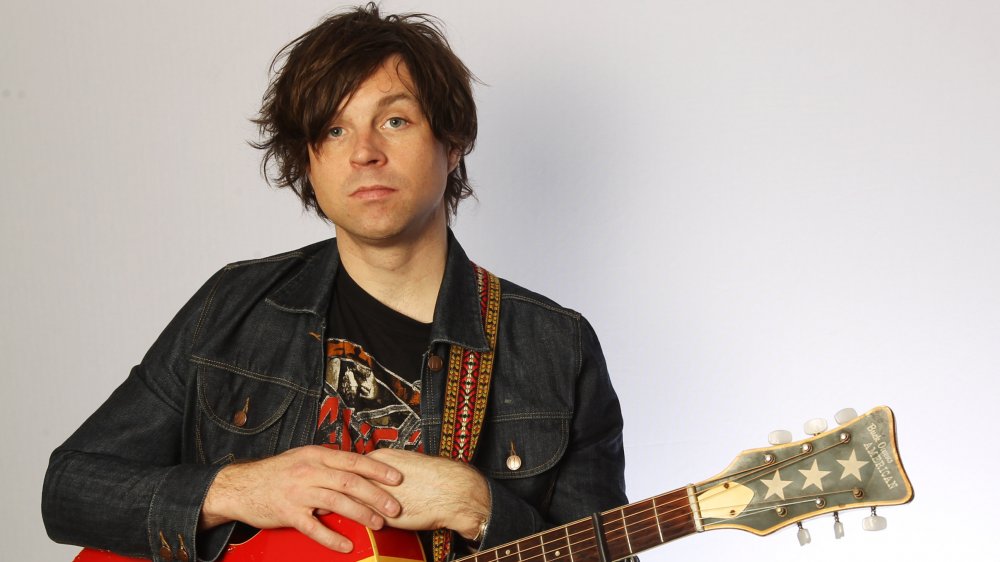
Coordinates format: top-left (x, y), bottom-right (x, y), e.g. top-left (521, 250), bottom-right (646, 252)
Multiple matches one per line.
top-left (314, 269), bottom-right (432, 452)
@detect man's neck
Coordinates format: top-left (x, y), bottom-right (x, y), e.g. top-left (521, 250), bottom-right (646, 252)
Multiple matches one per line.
top-left (334, 224), bottom-right (448, 324)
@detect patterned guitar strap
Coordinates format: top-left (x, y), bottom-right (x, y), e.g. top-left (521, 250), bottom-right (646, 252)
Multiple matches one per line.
top-left (431, 263), bottom-right (501, 562)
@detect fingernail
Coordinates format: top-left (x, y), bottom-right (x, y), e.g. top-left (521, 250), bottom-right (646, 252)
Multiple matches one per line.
top-left (336, 540), bottom-right (353, 553)
top-left (370, 514), bottom-right (383, 528)
top-left (388, 469), bottom-right (402, 483)
top-left (385, 499), bottom-right (399, 515)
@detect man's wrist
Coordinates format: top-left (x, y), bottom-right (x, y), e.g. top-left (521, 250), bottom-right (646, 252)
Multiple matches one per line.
top-left (199, 464), bottom-right (237, 530)
top-left (471, 516), bottom-right (489, 545)
top-left (455, 512), bottom-right (489, 541)
top-left (450, 464), bottom-right (490, 540)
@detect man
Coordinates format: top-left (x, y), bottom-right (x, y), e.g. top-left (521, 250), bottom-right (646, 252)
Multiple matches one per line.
top-left (42, 5), bottom-right (628, 561)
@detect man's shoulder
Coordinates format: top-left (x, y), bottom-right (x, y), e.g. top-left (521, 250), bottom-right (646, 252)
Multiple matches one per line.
top-left (190, 237), bottom-right (338, 315)
top-left (495, 276), bottom-right (582, 322)
top-left (220, 238), bottom-right (333, 273)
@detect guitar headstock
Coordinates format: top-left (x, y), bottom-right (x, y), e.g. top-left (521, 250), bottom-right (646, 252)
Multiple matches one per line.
top-left (693, 406), bottom-right (913, 536)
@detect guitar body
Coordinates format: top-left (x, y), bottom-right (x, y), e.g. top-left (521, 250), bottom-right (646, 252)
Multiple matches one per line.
top-left (73, 514), bottom-right (426, 562)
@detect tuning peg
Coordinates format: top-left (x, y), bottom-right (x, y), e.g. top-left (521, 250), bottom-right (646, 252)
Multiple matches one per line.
top-left (862, 507), bottom-right (887, 531)
top-left (804, 418), bottom-right (828, 435)
top-left (768, 429), bottom-right (792, 445)
top-left (796, 522), bottom-right (811, 546)
top-left (834, 408), bottom-right (858, 425)
top-left (833, 511), bottom-right (845, 539)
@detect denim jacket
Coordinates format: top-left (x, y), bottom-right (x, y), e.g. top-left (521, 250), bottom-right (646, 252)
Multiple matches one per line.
top-left (42, 233), bottom-right (628, 561)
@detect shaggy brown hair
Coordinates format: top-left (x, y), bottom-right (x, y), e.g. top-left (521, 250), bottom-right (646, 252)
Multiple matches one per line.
top-left (253, 3), bottom-right (477, 220)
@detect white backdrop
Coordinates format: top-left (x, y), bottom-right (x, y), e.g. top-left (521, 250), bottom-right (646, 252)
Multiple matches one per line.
top-left (3, 1), bottom-right (998, 560)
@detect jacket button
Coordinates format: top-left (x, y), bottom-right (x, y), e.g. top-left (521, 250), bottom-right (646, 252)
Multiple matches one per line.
top-left (506, 441), bottom-right (522, 471)
top-left (158, 531), bottom-right (173, 561)
top-left (177, 534), bottom-right (190, 562)
top-left (233, 397), bottom-right (250, 427)
top-left (427, 354), bottom-right (444, 372)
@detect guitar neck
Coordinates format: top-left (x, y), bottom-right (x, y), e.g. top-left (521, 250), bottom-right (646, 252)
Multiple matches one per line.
top-left (460, 488), bottom-right (697, 562)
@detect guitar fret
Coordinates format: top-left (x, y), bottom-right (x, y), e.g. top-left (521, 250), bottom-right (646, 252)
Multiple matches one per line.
top-left (565, 525), bottom-right (574, 562)
top-left (517, 533), bottom-right (541, 562)
top-left (539, 528), bottom-right (568, 562)
top-left (477, 546), bottom-right (498, 562)
top-left (652, 496), bottom-right (663, 543)
top-left (567, 520), bottom-right (599, 562)
top-left (619, 507), bottom-right (632, 554)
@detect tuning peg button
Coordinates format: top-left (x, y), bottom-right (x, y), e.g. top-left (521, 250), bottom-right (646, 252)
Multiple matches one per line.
top-left (833, 512), bottom-right (845, 539)
top-left (835, 408), bottom-right (858, 425)
top-left (768, 430), bottom-right (792, 445)
top-left (797, 522), bottom-right (811, 546)
top-left (863, 507), bottom-right (887, 531)
top-left (804, 418), bottom-right (828, 435)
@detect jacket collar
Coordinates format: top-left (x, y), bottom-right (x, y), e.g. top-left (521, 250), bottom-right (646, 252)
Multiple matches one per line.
top-left (266, 230), bottom-right (489, 352)
top-left (430, 230), bottom-right (490, 352)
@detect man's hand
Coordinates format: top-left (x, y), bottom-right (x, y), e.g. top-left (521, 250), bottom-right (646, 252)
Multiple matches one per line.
top-left (366, 449), bottom-right (490, 541)
top-left (199, 445), bottom-right (403, 552)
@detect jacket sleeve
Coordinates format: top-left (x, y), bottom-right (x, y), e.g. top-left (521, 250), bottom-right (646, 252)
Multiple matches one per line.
top-left (477, 316), bottom-right (628, 549)
top-left (41, 269), bottom-right (234, 562)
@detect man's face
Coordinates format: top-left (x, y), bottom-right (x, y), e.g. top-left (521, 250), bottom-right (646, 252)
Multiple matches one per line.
top-left (357, 366), bottom-right (377, 399)
top-left (339, 368), bottom-right (358, 401)
top-left (308, 56), bottom-right (458, 245)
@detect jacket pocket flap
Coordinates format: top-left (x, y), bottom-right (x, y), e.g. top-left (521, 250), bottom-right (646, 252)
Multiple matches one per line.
top-left (197, 365), bottom-right (297, 435)
top-left (477, 414), bottom-right (570, 480)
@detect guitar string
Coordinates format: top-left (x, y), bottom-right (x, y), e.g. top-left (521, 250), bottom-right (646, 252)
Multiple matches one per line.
top-left (691, 438), bottom-right (850, 506)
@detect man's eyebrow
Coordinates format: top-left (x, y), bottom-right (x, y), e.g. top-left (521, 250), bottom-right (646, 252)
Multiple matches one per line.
top-left (375, 92), bottom-right (420, 112)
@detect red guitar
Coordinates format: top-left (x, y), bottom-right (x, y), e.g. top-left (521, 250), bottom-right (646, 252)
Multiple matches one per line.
top-left (75, 406), bottom-right (913, 562)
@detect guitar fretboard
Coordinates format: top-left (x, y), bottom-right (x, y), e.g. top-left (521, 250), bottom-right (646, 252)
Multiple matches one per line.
top-left (460, 488), bottom-right (696, 562)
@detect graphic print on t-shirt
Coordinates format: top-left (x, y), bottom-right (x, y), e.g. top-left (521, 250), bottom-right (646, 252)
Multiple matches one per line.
top-left (316, 338), bottom-right (422, 453)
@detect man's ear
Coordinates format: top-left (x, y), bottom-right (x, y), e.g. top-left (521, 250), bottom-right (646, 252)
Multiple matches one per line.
top-left (448, 147), bottom-right (462, 173)
top-left (305, 144), bottom-right (317, 178)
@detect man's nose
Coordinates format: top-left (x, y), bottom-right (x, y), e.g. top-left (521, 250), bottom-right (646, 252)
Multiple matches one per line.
top-left (350, 129), bottom-right (387, 166)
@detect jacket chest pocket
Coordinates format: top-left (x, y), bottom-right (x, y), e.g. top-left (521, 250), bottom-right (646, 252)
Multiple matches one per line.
top-left (195, 365), bottom-right (299, 464)
top-left (475, 415), bottom-right (571, 508)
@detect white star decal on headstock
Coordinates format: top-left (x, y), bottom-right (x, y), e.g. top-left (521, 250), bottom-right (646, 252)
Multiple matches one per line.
top-left (798, 459), bottom-right (831, 491)
top-left (837, 449), bottom-right (870, 481)
top-left (760, 469), bottom-right (792, 500)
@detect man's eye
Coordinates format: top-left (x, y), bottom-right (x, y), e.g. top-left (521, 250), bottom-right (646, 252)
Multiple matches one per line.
top-left (385, 117), bottom-right (407, 129)
top-left (328, 127), bottom-right (344, 138)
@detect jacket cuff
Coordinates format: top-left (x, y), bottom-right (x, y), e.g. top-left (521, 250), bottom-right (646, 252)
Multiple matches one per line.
top-left (146, 463), bottom-right (227, 562)
top-left (479, 478), bottom-right (544, 549)
top-left (196, 522), bottom-right (236, 562)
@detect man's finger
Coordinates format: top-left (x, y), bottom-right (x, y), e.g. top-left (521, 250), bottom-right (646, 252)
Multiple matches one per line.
top-left (295, 513), bottom-right (354, 553)
top-left (311, 487), bottom-right (387, 529)
top-left (322, 469), bottom-right (401, 517)
top-left (314, 446), bottom-right (403, 485)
